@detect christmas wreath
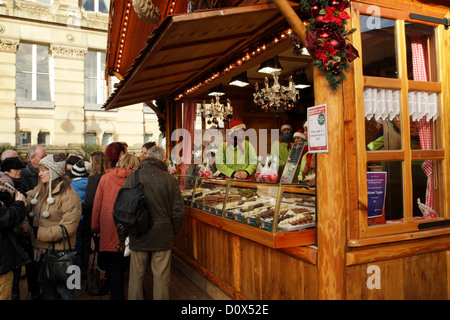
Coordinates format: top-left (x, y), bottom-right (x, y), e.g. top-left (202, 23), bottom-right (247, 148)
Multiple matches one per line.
top-left (300, 0), bottom-right (359, 90)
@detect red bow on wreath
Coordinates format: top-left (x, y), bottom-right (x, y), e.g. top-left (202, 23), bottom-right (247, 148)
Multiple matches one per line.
top-left (299, 0), bottom-right (359, 90)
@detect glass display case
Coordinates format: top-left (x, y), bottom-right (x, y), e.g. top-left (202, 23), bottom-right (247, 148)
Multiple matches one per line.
top-left (176, 176), bottom-right (316, 234)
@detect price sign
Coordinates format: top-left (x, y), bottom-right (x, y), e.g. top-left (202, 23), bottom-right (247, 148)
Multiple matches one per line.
top-left (307, 104), bottom-right (328, 153)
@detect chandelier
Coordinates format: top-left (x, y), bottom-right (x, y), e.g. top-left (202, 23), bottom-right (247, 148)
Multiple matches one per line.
top-left (253, 57), bottom-right (299, 111)
top-left (201, 85), bottom-right (233, 125)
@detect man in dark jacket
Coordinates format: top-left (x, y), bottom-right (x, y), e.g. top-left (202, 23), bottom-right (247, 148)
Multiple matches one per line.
top-left (0, 185), bottom-right (30, 300)
top-left (125, 146), bottom-right (184, 300)
top-left (21, 145), bottom-right (47, 191)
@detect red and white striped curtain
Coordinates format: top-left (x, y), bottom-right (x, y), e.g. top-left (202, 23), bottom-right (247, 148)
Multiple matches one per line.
top-left (411, 34), bottom-right (434, 209)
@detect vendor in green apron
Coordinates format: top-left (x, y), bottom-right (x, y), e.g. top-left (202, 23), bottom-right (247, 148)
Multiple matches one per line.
top-left (271, 123), bottom-right (294, 169)
top-left (215, 120), bottom-right (257, 180)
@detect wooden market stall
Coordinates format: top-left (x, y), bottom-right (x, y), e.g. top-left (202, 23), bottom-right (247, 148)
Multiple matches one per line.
top-left (104, 0), bottom-right (450, 299)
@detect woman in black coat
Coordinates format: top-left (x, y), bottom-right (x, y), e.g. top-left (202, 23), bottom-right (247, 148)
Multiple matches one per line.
top-left (76, 151), bottom-right (110, 276)
top-left (0, 186), bottom-right (30, 300)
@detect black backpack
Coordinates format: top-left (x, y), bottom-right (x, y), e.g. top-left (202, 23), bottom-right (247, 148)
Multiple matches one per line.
top-left (113, 170), bottom-right (152, 241)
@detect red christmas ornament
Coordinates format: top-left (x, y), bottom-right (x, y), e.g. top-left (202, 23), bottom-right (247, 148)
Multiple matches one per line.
top-left (331, 0), bottom-right (340, 7)
top-left (311, 5), bottom-right (320, 15)
top-left (315, 15), bottom-right (324, 27)
top-left (329, 38), bottom-right (341, 49)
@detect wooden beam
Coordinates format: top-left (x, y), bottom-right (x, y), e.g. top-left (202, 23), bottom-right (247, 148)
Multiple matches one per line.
top-left (271, 0), bottom-right (347, 300)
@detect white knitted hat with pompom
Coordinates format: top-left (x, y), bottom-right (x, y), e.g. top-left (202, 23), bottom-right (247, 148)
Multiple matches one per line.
top-left (30, 154), bottom-right (65, 218)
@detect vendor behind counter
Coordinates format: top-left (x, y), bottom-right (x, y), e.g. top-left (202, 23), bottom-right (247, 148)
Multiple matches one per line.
top-left (215, 120), bottom-right (257, 180)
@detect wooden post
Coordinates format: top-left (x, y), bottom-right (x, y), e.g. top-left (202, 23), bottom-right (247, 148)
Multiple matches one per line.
top-left (313, 69), bottom-right (347, 300)
top-left (270, 0), bottom-right (347, 299)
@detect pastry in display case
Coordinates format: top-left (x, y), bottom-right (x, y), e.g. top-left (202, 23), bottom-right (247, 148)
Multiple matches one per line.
top-left (191, 178), bottom-right (228, 216)
top-left (176, 176), bottom-right (317, 234)
top-left (224, 182), bottom-right (279, 231)
top-left (275, 189), bottom-right (316, 232)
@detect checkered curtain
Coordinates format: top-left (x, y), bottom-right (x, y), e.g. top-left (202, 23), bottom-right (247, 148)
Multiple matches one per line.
top-left (411, 34), bottom-right (434, 209)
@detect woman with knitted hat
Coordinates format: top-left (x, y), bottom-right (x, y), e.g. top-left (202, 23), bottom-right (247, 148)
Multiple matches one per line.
top-left (26, 153), bottom-right (81, 300)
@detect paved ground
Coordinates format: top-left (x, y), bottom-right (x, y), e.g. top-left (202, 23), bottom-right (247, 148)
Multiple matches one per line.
top-left (17, 255), bottom-right (219, 301)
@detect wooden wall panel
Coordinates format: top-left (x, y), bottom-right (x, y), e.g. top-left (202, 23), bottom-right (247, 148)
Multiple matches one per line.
top-left (346, 251), bottom-right (448, 300)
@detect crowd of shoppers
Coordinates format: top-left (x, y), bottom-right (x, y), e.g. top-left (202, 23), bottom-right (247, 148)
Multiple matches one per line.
top-left (0, 141), bottom-right (184, 300)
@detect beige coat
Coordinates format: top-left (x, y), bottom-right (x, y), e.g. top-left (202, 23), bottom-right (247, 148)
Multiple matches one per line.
top-left (27, 181), bottom-right (81, 250)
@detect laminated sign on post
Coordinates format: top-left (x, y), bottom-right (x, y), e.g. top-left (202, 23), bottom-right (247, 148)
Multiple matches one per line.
top-left (307, 104), bottom-right (328, 153)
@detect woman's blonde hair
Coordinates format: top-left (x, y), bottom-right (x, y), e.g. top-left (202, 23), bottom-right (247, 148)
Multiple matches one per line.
top-left (36, 166), bottom-right (71, 202)
top-left (116, 153), bottom-right (139, 170)
top-left (90, 151), bottom-right (110, 176)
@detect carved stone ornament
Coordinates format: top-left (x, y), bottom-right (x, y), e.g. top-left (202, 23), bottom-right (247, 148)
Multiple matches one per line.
top-left (132, 0), bottom-right (161, 25)
top-left (0, 38), bottom-right (19, 53)
top-left (50, 44), bottom-right (87, 59)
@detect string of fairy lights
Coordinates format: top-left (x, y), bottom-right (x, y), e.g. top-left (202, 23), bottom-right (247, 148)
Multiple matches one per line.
top-left (174, 28), bottom-right (294, 100)
top-left (115, 0), bottom-right (178, 73)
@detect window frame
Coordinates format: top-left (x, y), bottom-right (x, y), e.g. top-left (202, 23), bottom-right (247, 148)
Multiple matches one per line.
top-left (15, 43), bottom-right (54, 108)
top-left (84, 51), bottom-right (107, 108)
top-left (350, 3), bottom-right (449, 242)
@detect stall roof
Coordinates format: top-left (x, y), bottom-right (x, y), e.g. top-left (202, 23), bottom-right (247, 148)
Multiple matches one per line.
top-left (103, 3), bottom-right (297, 110)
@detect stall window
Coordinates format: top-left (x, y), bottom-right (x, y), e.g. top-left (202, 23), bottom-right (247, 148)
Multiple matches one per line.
top-left (353, 4), bottom-right (446, 239)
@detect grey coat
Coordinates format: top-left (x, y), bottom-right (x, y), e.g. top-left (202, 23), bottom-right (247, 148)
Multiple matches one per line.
top-left (124, 158), bottom-right (184, 251)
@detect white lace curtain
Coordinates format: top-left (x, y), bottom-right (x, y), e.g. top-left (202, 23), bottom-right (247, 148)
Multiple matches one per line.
top-left (364, 88), bottom-right (439, 122)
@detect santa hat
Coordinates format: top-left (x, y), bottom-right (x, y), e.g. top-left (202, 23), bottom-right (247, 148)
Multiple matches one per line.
top-left (31, 154), bottom-right (66, 218)
top-left (293, 129), bottom-right (306, 140)
top-left (230, 120), bottom-right (246, 132)
top-left (280, 124), bottom-right (292, 132)
top-left (71, 159), bottom-right (87, 178)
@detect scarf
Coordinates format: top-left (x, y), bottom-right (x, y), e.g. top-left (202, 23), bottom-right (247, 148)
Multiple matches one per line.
top-left (280, 133), bottom-right (294, 150)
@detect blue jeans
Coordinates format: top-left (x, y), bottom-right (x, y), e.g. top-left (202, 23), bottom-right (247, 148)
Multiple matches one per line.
top-left (40, 280), bottom-right (74, 300)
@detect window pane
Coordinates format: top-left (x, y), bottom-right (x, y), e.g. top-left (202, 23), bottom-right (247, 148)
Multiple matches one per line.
top-left (85, 78), bottom-right (96, 104)
top-left (36, 45), bottom-right (49, 74)
top-left (84, 51), bottom-right (97, 78)
top-left (100, 53), bottom-right (106, 80)
top-left (412, 159), bottom-right (432, 218)
top-left (102, 133), bottom-right (113, 146)
top-left (360, 15), bottom-right (398, 78)
top-left (367, 161), bottom-right (404, 224)
top-left (36, 74), bottom-right (51, 100)
top-left (37, 132), bottom-right (50, 145)
top-left (18, 131), bottom-right (31, 145)
top-left (16, 73), bottom-right (32, 101)
top-left (82, 0), bottom-right (95, 11)
top-left (366, 117), bottom-right (402, 151)
top-left (99, 0), bottom-right (109, 14)
top-left (85, 133), bottom-right (97, 145)
top-left (405, 23), bottom-right (436, 82)
top-left (16, 43), bottom-right (32, 72)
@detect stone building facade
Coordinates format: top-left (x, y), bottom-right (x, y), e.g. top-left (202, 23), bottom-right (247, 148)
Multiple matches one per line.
top-left (0, 0), bottom-right (160, 155)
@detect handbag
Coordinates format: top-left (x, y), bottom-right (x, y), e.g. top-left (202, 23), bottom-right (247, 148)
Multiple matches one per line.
top-left (38, 225), bottom-right (77, 285)
top-left (86, 250), bottom-right (109, 296)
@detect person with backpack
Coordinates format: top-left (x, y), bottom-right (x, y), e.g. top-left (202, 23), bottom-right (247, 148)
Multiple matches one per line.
top-left (91, 153), bottom-right (139, 300)
top-left (126, 146), bottom-right (184, 300)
